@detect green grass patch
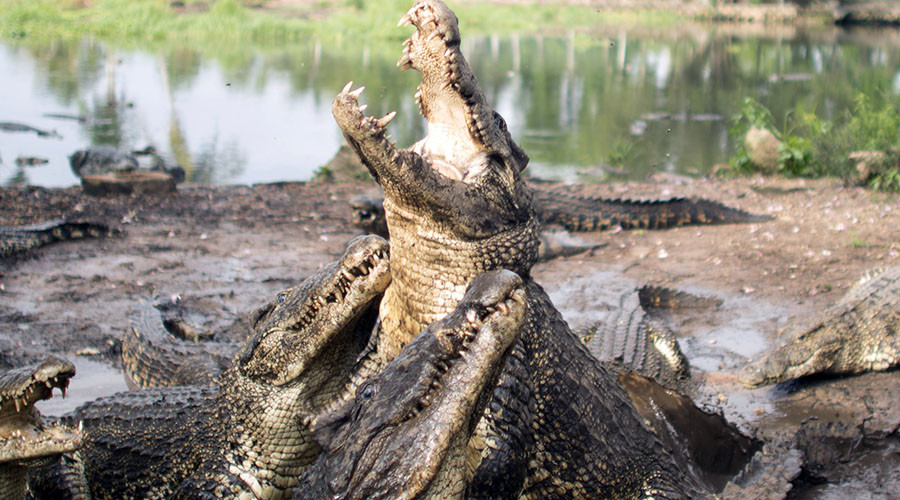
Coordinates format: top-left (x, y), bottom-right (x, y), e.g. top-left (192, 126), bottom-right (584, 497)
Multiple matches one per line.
top-left (0, 0), bottom-right (684, 47)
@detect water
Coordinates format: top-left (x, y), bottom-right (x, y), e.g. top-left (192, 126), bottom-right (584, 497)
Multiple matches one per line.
top-left (3, 25), bottom-right (900, 187)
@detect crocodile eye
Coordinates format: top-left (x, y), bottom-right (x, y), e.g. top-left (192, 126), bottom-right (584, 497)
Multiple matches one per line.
top-left (277, 293), bottom-right (287, 304)
top-left (360, 384), bottom-right (376, 400)
top-left (492, 112), bottom-right (508, 131)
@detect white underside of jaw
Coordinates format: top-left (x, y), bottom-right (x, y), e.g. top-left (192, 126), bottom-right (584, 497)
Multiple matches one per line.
top-left (414, 121), bottom-right (486, 183)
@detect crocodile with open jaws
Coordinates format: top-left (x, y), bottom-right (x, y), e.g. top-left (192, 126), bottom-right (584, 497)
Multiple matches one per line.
top-left (30, 235), bottom-right (390, 499)
top-left (0, 356), bottom-right (82, 499)
top-left (0, 219), bottom-right (119, 260)
top-left (741, 266), bottom-right (900, 388)
top-left (296, 269), bottom-right (527, 499)
top-left (330, 0), bottom-right (764, 496)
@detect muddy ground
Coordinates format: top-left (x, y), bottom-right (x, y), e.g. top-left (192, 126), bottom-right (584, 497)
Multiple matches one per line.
top-left (1, 173), bottom-right (898, 498)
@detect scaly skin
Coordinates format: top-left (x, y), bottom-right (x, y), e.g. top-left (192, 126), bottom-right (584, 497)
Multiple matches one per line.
top-left (351, 187), bottom-right (772, 239)
top-left (30, 235), bottom-right (390, 499)
top-left (333, 1), bottom-right (704, 497)
top-left (0, 220), bottom-right (120, 260)
top-left (581, 286), bottom-right (700, 392)
top-left (0, 356), bottom-right (82, 499)
top-left (350, 194), bottom-right (602, 262)
top-left (297, 270), bottom-right (526, 499)
top-left (741, 267), bottom-right (900, 388)
top-left (121, 301), bottom-right (252, 389)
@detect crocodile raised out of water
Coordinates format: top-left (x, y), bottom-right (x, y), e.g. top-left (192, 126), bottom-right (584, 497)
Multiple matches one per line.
top-left (0, 356), bottom-right (82, 499)
top-left (29, 235), bottom-right (390, 499)
top-left (741, 266), bottom-right (900, 388)
top-left (330, 1), bottom-right (778, 496)
top-left (296, 269), bottom-right (527, 499)
top-left (0, 219), bottom-right (120, 260)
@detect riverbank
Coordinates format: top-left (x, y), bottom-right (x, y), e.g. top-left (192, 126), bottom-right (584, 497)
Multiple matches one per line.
top-left (2, 174), bottom-right (898, 495)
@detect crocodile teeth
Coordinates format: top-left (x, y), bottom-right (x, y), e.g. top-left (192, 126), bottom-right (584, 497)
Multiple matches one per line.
top-left (496, 301), bottom-right (509, 315)
top-left (376, 111), bottom-right (397, 128)
top-left (349, 86), bottom-right (365, 98)
top-left (426, 30), bottom-right (440, 43)
top-left (342, 269), bottom-right (355, 281)
top-left (342, 81), bottom-right (354, 93)
top-left (466, 309), bottom-right (478, 324)
top-left (358, 104), bottom-right (368, 113)
top-left (397, 54), bottom-right (412, 71)
top-left (397, 13), bottom-right (412, 27)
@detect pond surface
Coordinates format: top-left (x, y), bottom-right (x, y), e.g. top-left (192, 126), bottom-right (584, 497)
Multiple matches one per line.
top-left (3, 24), bottom-right (900, 187)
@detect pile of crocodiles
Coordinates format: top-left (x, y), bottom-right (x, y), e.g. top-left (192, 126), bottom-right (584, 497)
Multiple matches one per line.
top-left (12, 0), bottom-right (899, 498)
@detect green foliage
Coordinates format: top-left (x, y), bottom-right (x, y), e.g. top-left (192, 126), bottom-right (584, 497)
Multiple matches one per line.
top-left (727, 97), bottom-right (816, 177)
top-left (726, 95), bottom-right (900, 192)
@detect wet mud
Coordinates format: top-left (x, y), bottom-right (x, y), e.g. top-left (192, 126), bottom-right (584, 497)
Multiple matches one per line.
top-left (2, 175), bottom-right (899, 497)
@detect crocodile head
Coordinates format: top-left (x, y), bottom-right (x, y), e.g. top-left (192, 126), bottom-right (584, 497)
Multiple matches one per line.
top-left (333, 0), bottom-right (539, 354)
top-left (0, 356), bottom-right (82, 497)
top-left (740, 320), bottom-right (843, 388)
top-left (219, 235), bottom-right (390, 498)
top-left (300, 270), bottom-right (526, 499)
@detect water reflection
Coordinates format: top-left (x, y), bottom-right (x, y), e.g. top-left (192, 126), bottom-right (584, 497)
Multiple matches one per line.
top-left (2, 25), bottom-right (899, 187)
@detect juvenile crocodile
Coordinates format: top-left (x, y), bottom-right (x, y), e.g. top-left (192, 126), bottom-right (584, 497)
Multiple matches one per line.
top-left (30, 235), bottom-right (390, 499)
top-left (0, 356), bottom-right (82, 499)
top-left (333, 1), bottom-right (716, 496)
top-left (297, 270), bottom-right (527, 499)
top-left (0, 219), bottom-right (120, 260)
top-left (741, 267), bottom-right (900, 388)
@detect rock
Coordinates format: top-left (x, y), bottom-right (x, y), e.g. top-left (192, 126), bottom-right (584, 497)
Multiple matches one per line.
top-left (846, 150), bottom-right (886, 186)
top-left (81, 171), bottom-right (177, 197)
top-left (744, 127), bottom-right (782, 174)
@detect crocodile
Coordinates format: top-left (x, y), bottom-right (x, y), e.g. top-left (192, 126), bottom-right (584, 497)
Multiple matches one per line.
top-left (30, 235), bottom-right (390, 499)
top-left (0, 356), bottom-right (82, 499)
top-left (351, 193), bottom-right (604, 262)
top-left (296, 269), bottom-right (527, 499)
top-left (121, 299), bottom-right (256, 388)
top-left (351, 185), bottom-right (772, 239)
top-left (580, 285), bottom-right (721, 392)
top-left (0, 219), bottom-right (120, 260)
top-left (741, 266), bottom-right (900, 388)
top-left (68, 147), bottom-right (139, 177)
top-left (0, 122), bottom-right (60, 139)
top-left (331, 1), bottom-right (729, 496)
top-left (69, 146), bottom-right (186, 181)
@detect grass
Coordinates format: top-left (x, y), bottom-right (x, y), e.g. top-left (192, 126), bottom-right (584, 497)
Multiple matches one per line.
top-left (0, 0), bottom-right (684, 47)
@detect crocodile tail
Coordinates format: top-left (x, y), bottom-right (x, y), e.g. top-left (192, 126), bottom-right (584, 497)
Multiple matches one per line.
top-left (537, 195), bottom-right (773, 232)
top-left (0, 220), bottom-right (119, 259)
top-left (718, 443), bottom-right (803, 500)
